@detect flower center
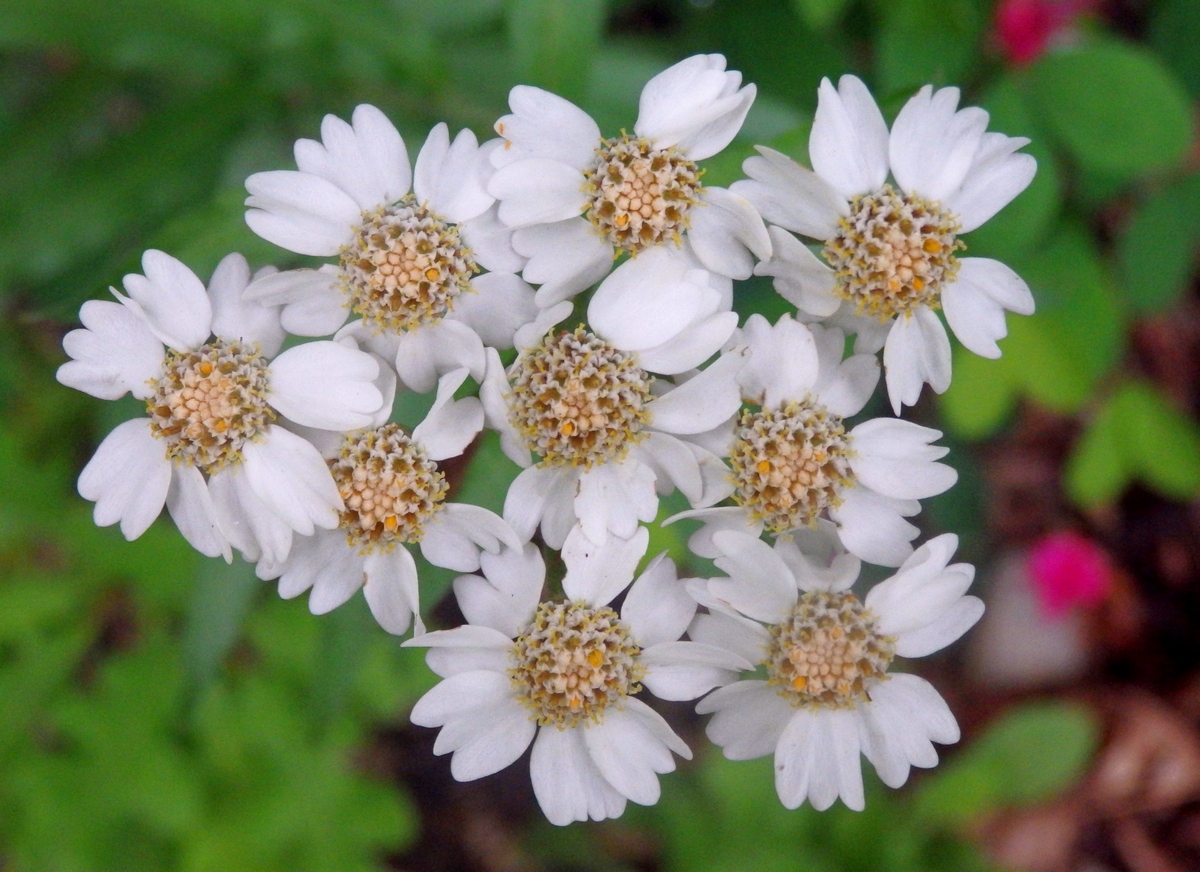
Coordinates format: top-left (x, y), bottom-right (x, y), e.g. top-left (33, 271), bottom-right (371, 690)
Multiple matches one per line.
top-left (507, 326), bottom-right (653, 468)
top-left (729, 399), bottom-right (854, 533)
top-left (329, 423), bottom-right (447, 552)
top-left (147, 339), bottom-right (274, 473)
top-left (823, 184), bottom-right (963, 319)
top-left (510, 601), bottom-right (643, 728)
top-left (339, 196), bottom-right (477, 333)
top-left (765, 591), bottom-right (895, 709)
top-left (583, 134), bottom-right (703, 254)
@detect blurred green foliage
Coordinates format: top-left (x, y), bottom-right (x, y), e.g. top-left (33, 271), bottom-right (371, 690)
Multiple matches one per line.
top-left (2, 0), bottom-right (1199, 869)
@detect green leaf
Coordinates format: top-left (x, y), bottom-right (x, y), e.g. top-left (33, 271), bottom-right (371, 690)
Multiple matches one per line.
top-left (1065, 396), bottom-right (1127, 508)
top-left (1117, 173), bottom-right (1200, 315)
top-left (1150, 0), bottom-right (1200, 99)
top-left (181, 557), bottom-right (262, 692)
top-left (790, 0), bottom-right (851, 31)
top-left (916, 700), bottom-right (1100, 825)
top-left (875, 0), bottom-right (984, 95)
top-left (508, 0), bottom-right (605, 104)
top-left (1031, 41), bottom-right (1194, 177)
top-left (1114, 382), bottom-right (1200, 502)
top-left (938, 348), bottom-right (1017, 439)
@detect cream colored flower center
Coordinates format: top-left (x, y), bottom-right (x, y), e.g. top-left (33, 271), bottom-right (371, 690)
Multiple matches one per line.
top-left (583, 134), bottom-right (703, 254)
top-left (824, 184), bottom-right (963, 319)
top-left (329, 423), bottom-right (447, 552)
top-left (765, 591), bottom-right (895, 709)
top-left (507, 327), bottom-right (653, 468)
top-left (339, 196), bottom-right (477, 333)
top-left (510, 601), bottom-right (643, 728)
top-left (729, 399), bottom-right (854, 532)
top-left (147, 339), bottom-right (274, 473)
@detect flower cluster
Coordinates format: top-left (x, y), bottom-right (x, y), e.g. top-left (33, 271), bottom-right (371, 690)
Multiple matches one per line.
top-left (59, 56), bottom-right (1034, 823)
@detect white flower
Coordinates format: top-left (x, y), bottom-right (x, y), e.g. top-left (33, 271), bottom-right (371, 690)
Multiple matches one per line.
top-left (489, 53), bottom-right (770, 308)
top-left (244, 109), bottom-right (538, 393)
top-left (692, 531), bottom-right (983, 811)
top-left (57, 250), bottom-right (387, 562)
top-left (670, 314), bottom-right (956, 567)
top-left (263, 367), bottom-right (522, 636)
top-left (732, 75), bottom-right (1037, 412)
top-left (404, 527), bottom-right (749, 825)
top-left (480, 325), bottom-right (745, 549)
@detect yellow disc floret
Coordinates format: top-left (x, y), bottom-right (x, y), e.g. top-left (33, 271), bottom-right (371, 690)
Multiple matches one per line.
top-left (340, 196), bottom-right (477, 333)
top-left (507, 327), bottom-right (653, 468)
top-left (824, 184), bottom-right (963, 319)
top-left (329, 423), bottom-right (447, 552)
top-left (765, 590), bottom-right (895, 709)
top-left (729, 398), bottom-right (854, 532)
top-left (583, 134), bottom-right (703, 254)
top-left (510, 600), bottom-right (643, 728)
top-left (147, 338), bottom-right (274, 473)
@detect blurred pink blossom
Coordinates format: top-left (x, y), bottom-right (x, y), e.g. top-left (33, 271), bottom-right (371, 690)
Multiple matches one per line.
top-left (995, 0), bottom-right (1095, 65)
top-left (1027, 530), bottom-right (1114, 619)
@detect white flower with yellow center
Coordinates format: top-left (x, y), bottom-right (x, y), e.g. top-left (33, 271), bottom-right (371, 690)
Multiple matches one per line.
top-left (404, 527), bottom-right (749, 825)
top-left (263, 368), bottom-right (522, 635)
top-left (670, 314), bottom-right (956, 567)
top-left (691, 531), bottom-right (983, 810)
top-left (480, 324), bottom-right (745, 549)
top-left (731, 75), bottom-right (1036, 412)
top-left (488, 53), bottom-right (771, 308)
top-left (244, 108), bottom-right (537, 393)
top-left (57, 250), bottom-right (387, 562)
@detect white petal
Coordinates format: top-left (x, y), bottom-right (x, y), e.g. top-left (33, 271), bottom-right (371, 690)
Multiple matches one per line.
top-left (349, 103), bottom-right (412, 204)
top-left (244, 170), bottom-right (361, 256)
top-left (620, 553), bottom-right (695, 647)
top-left (882, 307), bottom-right (951, 413)
top-left (889, 85), bottom-right (989, 202)
top-left (941, 280), bottom-right (1007, 359)
top-left (243, 266), bottom-right (347, 338)
top-left (459, 205), bottom-right (527, 274)
top-left (687, 186), bottom-right (771, 280)
top-left (636, 432), bottom-right (702, 504)
top-left (58, 300), bottom-right (163, 400)
top-left (363, 546), bottom-right (422, 635)
top-left (210, 466), bottom-right (294, 568)
top-left (269, 341), bottom-right (383, 429)
top-left (439, 502), bottom-right (523, 553)
top-left (860, 674), bottom-right (959, 788)
top-left (775, 709), bottom-right (862, 811)
top-left (116, 251), bottom-right (212, 351)
top-left (735, 313), bottom-right (819, 407)
top-left (640, 641), bottom-right (750, 701)
top-left (166, 464), bottom-right (230, 561)
top-left (634, 54), bottom-right (753, 159)
top-left (414, 124), bottom-right (493, 224)
top-left (731, 147), bottom-right (847, 239)
top-left (412, 368), bottom-right (483, 461)
top-left (493, 85), bottom-right (600, 170)
top-left (410, 669), bottom-right (513, 726)
top-left (583, 706), bottom-right (677, 806)
top-left (688, 610), bottom-right (770, 664)
top-left (561, 525), bottom-right (648, 608)
top-left (241, 425), bottom-right (341, 536)
top-left (894, 595), bottom-right (984, 658)
top-left (945, 133), bottom-right (1037, 233)
top-left (663, 506), bottom-right (762, 560)
top-left (752, 227), bottom-right (840, 318)
top-left (648, 348), bottom-right (746, 435)
top-left (395, 319), bottom-right (486, 394)
top-left (955, 256), bottom-right (1035, 315)
top-left (207, 253), bottom-right (286, 356)
top-left (448, 698), bottom-right (537, 781)
top-left (454, 543), bottom-right (543, 638)
top-left (829, 486), bottom-right (919, 568)
top-left (849, 418), bottom-right (957, 500)
top-left (489, 159), bottom-right (588, 228)
top-left (636, 310), bottom-right (739, 375)
top-left (699, 681), bottom-right (793, 760)
top-left (418, 521), bottom-right (480, 573)
top-left (306, 540), bottom-right (368, 615)
top-left (449, 272), bottom-right (537, 351)
top-left (512, 217), bottom-right (613, 307)
top-left (573, 461), bottom-right (658, 545)
top-left (709, 530), bottom-right (796, 623)
top-left (809, 75), bottom-right (890, 199)
top-left (502, 464), bottom-right (562, 540)
top-left (531, 726), bottom-right (627, 826)
top-left (78, 418), bottom-right (171, 540)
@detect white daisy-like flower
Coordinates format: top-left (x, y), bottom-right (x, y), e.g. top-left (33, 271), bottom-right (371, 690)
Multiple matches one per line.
top-left (57, 250), bottom-right (387, 562)
top-left (404, 526), bottom-right (750, 825)
top-left (488, 53), bottom-right (771, 308)
top-left (691, 530), bottom-right (983, 811)
top-left (244, 108), bottom-right (538, 393)
top-left (480, 323), bottom-right (745, 549)
top-left (732, 75), bottom-right (1037, 412)
top-left (669, 314), bottom-right (956, 567)
top-left (264, 367), bottom-right (523, 636)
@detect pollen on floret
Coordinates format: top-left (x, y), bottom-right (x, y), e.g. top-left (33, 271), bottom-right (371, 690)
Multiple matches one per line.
top-left (330, 423), bottom-right (447, 552)
top-left (765, 590), bottom-right (895, 709)
top-left (147, 338), bottom-right (274, 473)
top-left (339, 196), bottom-right (477, 333)
top-left (507, 326), bottom-right (654, 468)
top-left (583, 134), bottom-right (703, 255)
top-left (509, 600), bottom-right (643, 728)
top-left (729, 398), bottom-right (855, 533)
top-left (824, 184), bottom-right (963, 320)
